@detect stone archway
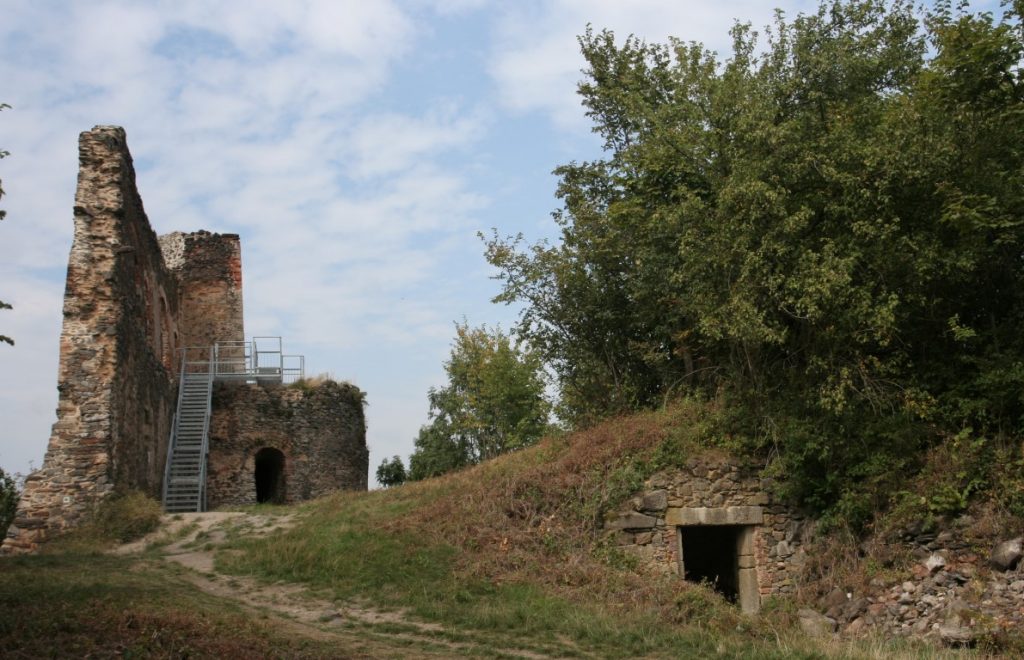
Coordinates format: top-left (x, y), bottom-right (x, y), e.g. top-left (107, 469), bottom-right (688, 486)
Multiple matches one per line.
top-left (254, 447), bottom-right (286, 504)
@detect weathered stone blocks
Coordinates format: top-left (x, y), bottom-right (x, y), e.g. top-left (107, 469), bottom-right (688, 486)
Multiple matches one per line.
top-left (604, 455), bottom-right (809, 614)
top-left (4, 126), bottom-right (179, 553)
top-left (207, 380), bottom-right (367, 507)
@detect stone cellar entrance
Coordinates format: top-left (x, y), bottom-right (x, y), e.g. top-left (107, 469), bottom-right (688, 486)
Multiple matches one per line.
top-left (255, 447), bottom-right (286, 504)
top-left (668, 506), bottom-right (762, 613)
top-left (679, 525), bottom-right (743, 601)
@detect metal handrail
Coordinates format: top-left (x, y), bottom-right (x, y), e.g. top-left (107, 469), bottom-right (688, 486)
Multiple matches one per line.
top-left (163, 336), bottom-right (307, 511)
top-left (176, 338), bottom-right (305, 384)
top-left (161, 349), bottom-right (189, 506)
top-left (197, 353), bottom-right (213, 511)
top-left (161, 412), bottom-right (176, 505)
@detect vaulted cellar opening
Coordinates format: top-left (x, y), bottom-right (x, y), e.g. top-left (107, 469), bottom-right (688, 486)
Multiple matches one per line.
top-left (254, 447), bottom-right (286, 504)
top-left (679, 525), bottom-right (742, 601)
top-left (676, 521), bottom-right (759, 613)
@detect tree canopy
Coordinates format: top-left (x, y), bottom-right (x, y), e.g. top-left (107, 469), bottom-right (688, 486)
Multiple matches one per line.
top-left (408, 323), bottom-right (551, 481)
top-left (375, 455), bottom-right (407, 488)
top-left (486, 0), bottom-right (1024, 523)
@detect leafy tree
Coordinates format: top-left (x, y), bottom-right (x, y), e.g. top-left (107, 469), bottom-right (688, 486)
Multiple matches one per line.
top-left (375, 455), bottom-right (407, 488)
top-left (0, 466), bottom-right (19, 537)
top-left (486, 1), bottom-right (1024, 522)
top-left (0, 103), bottom-right (10, 346)
top-left (409, 323), bottom-right (551, 480)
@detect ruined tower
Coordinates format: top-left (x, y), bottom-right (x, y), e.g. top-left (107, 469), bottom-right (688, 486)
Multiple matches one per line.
top-left (2, 126), bottom-right (368, 553)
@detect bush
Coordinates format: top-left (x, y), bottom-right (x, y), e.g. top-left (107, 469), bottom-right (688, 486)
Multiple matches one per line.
top-left (0, 466), bottom-right (18, 536)
top-left (375, 456), bottom-right (407, 488)
top-left (92, 491), bottom-right (163, 543)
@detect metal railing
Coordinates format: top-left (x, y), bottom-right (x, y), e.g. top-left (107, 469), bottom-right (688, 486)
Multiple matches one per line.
top-left (162, 347), bottom-right (214, 511)
top-left (177, 337), bottom-right (305, 384)
top-left (161, 410), bottom-right (177, 507)
top-left (162, 336), bottom-right (306, 511)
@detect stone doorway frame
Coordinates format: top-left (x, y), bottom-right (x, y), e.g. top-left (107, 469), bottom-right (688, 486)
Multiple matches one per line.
top-left (667, 505), bottom-right (762, 614)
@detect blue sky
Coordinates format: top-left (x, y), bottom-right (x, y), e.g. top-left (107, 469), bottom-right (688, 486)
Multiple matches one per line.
top-left (0, 0), bottom-right (996, 483)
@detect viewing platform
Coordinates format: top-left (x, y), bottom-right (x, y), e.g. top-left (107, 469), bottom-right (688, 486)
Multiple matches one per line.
top-left (180, 337), bottom-right (305, 384)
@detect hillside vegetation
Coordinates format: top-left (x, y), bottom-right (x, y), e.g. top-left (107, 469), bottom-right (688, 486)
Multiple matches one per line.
top-left (483, 0), bottom-right (1024, 530)
top-left (0, 406), bottom-right (939, 657)
top-left (3, 401), bottom-right (1018, 656)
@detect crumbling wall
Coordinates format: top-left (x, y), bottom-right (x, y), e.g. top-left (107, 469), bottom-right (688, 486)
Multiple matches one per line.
top-left (3, 126), bottom-right (180, 552)
top-left (159, 230), bottom-right (243, 352)
top-left (604, 454), bottom-right (810, 612)
top-left (3, 125), bottom-right (364, 554)
top-left (206, 380), bottom-right (368, 508)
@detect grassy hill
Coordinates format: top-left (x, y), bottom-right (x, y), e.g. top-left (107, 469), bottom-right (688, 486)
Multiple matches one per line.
top-left (0, 401), bottom-right (998, 658)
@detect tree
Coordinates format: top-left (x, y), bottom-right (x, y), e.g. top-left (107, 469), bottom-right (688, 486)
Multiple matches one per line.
top-left (0, 103), bottom-right (11, 346)
top-left (486, 1), bottom-right (1024, 520)
top-left (408, 323), bottom-right (551, 480)
top-left (375, 455), bottom-right (407, 488)
top-left (0, 466), bottom-right (18, 537)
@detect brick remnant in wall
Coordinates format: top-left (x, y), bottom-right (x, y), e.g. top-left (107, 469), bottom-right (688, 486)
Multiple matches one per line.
top-left (207, 380), bottom-right (368, 507)
top-left (158, 231), bottom-right (243, 352)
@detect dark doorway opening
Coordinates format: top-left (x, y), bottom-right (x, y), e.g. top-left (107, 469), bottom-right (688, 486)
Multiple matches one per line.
top-left (255, 447), bottom-right (286, 504)
top-left (679, 525), bottom-right (741, 602)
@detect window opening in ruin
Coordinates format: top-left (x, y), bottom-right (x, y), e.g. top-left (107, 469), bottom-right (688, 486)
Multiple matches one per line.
top-left (678, 525), bottom-right (744, 602)
top-left (255, 447), bottom-right (286, 504)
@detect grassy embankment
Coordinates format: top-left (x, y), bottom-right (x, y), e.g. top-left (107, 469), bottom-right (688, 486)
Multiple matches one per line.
top-left (0, 401), bottom-right (974, 658)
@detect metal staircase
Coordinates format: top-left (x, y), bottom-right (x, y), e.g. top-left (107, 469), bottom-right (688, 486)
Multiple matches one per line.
top-left (161, 338), bottom-right (305, 512)
top-left (162, 359), bottom-right (213, 513)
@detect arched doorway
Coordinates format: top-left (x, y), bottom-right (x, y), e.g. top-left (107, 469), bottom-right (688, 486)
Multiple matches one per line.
top-left (254, 447), bottom-right (286, 504)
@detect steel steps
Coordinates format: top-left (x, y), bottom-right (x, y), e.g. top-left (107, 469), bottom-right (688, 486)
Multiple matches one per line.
top-left (162, 368), bottom-right (213, 513)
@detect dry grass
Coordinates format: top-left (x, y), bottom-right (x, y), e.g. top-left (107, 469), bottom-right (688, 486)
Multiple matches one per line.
top-left (220, 401), bottom-right (825, 656)
top-left (388, 406), bottom-right (700, 614)
top-left (0, 554), bottom-right (346, 658)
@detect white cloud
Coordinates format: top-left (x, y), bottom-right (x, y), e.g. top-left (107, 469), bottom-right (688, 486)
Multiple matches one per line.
top-left (0, 0), bottom-right (851, 486)
top-left (348, 108), bottom-right (486, 178)
top-left (488, 0), bottom-right (819, 129)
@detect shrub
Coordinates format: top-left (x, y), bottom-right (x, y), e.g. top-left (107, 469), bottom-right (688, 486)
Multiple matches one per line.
top-left (92, 491), bottom-right (163, 542)
top-left (0, 466), bottom-right (18, 536)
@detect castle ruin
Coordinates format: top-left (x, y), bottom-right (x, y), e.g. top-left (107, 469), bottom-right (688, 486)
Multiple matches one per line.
top-left (3, 126), bottom-right (367, 553)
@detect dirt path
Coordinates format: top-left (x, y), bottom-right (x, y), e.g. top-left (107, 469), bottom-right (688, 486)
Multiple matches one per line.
top-left (117, 511), bottom-right (564, 658)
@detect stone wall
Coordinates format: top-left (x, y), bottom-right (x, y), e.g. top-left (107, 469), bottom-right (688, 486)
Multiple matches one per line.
top-left (3, 127), bottom-right (180, 552)
top-left (3, 125), bottom-right (368, 554)
top-left (604, 454), bottom-right (810, 613)
top-left (206, 380), bottom-right (368, 508)
top-left (159, 230), bottom-right (243, 352)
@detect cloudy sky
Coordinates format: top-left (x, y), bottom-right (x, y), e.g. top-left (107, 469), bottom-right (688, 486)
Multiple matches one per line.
top-left (3, 0), bottom-right (984, 483)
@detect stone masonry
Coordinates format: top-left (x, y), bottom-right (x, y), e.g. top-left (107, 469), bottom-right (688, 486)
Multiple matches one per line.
top-left (604, 454), bottom-right (810, 613)
top-left (3, 127), bottom-right (180, 552)
top-left (2, 126), bottom-right (368, 553)
top-left (159, 231), bottom-right (244, 354)
top-left (207, 381), bottom-right (368, 508)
